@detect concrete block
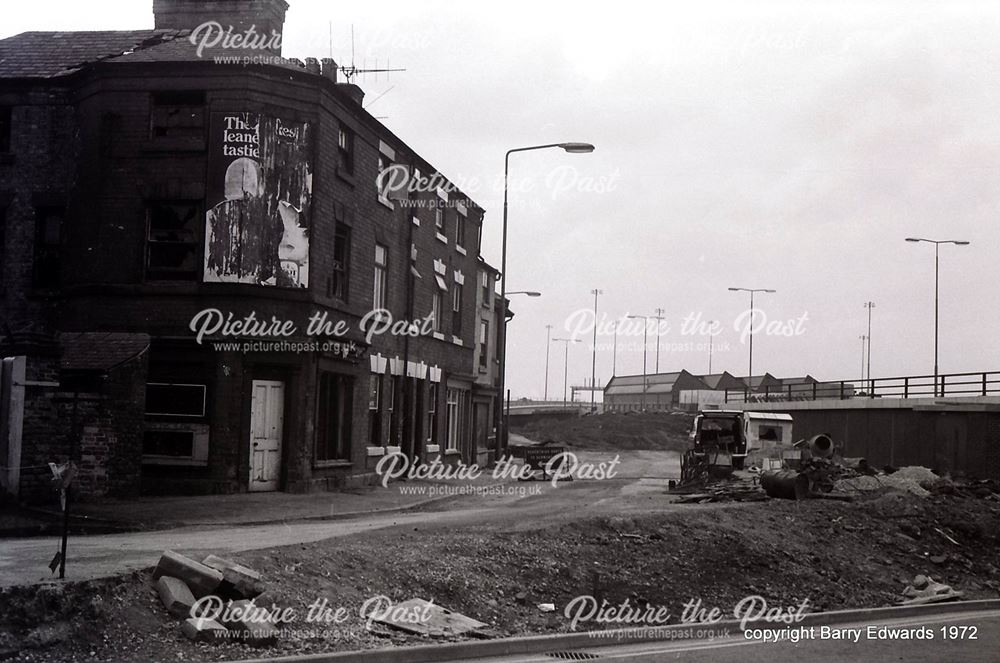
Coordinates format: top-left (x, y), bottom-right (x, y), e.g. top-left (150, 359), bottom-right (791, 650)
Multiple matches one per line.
top-left (220, 599), bottom-right (279, 646)
top-left (181, 617), bottom-right (228, 642)
top-left (156, 575), bottom-right (196, 618)
top-left (202, 554), bottom-right (265, 599)
top-left (152, 550), bottom-right (224, 598)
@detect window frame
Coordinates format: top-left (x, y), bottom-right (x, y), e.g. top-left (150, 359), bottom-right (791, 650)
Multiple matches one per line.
top-left (315, 372), bottom-right (354, 464)
top-left (337, 125), bottom-right (355, 175)
top-left (373, 243), bottom-right (388, 312)
top-left (32, 205), bottom-right (63, 289)
top-left (150, 91), bottom-right (206, 140)
top-left (145, 200), bottom-right (202, 282)
top-left (0, 106), bottom-right (11, 154)
top-left (331, 222), bottom-right (351, 301)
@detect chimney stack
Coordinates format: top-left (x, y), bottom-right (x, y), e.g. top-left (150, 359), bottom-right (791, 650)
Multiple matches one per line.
top-left (153, 0), bottom-right (290, 54)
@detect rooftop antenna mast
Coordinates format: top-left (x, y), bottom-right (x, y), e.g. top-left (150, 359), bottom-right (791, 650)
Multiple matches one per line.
top-left (338, 24), bottom-right (407, 84)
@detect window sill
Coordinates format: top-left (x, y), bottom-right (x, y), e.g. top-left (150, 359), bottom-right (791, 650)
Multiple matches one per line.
top-left (432, 331), bottom-right (445, 341)
top-left (314, 459), bottom-right (352, 469)
top-left (452, 336), bottom-right (464, 346)
top-left (456, 245), bottom-right (467, 256)
top-left (445, 449), bottom-right (461, 456)
top-left (426, 444), bottom-right (440, 453)
top-left (366, 446), bottom-right (386, 457)
top-left (142, 456), bottom-right (208, 467)
top-left (435, 232), bottom-right (448, 244)
top-left (378, 195), bottom-right (394, 210)
top-left (386, 445), bottom-right (402, 455)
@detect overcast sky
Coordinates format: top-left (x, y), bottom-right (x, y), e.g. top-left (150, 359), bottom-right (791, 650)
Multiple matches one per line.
top-left (5, 1), bottom-right (1000, 399)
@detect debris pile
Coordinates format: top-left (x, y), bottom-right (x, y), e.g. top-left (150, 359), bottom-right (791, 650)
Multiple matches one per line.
top-left (898, 575), bottom-right (964, 606)
top-left (151, 550), bottom-right (278, 646)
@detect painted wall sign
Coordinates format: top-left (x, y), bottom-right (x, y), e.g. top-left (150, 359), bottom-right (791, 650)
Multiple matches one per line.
top-left (204, 112), bottom-right (313, 288)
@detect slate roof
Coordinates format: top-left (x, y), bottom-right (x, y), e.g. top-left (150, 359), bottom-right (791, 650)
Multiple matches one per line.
top-left (0, 30), bottom-right (191, 78)
top-left (0, 28), bottom-right (308, 79)
top-left (59, 332), bottom-right (150, 371)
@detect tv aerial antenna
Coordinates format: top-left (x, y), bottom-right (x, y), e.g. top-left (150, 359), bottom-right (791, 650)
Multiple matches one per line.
top-left (329, 24), bottom-right (407, 84)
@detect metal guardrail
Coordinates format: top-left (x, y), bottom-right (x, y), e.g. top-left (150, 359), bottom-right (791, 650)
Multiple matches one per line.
top-left (724, 371), bottom-right (1000, 403)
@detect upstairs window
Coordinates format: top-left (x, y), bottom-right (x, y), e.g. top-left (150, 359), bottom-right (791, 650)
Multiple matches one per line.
top-left (150, 91), bottom-right (206, 139)
top-left (452, 282), bottom-right (463, 336)
top-left (338, 126), bottom-right (355, 175)
top-left (146, 201), bottom-right (200, 281)
top-left (32, 206), bottom-right (63, 288)
top-left (331, 223), bottom-right (351, 300)
top-left (0, 107), bottom-right (11, 153)
top-left (480, 271), bottom-right (491, 306)
top-left (431, 290), bottom-right (443, 332)
top-left (479, 320), bottom-right (489, 370)
top-left (435, 207), bottom-right (446, 235)
top-left (455, 213), bottom-right (466, 249)
top-left (373, 243), bottom-right (388, 311)
top-left (377, 154), bottom-right (392, 200)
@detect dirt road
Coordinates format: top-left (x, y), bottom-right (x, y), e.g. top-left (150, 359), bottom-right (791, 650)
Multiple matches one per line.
top-left (0, 450), bottom-right (682, 587)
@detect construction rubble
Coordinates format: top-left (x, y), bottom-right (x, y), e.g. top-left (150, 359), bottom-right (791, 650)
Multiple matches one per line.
top-left (670, 433), bottom-right (1000, 504)
top-left (151, 550), bottom-right (278, 646)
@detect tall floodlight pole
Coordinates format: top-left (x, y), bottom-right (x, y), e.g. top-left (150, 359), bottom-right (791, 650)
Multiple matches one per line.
top-left (859, 335), bottom-right (868, 381)
top-left (590, 289), bottom-right (603, 412)
top-left (627, 315), bottom-right (650, 410)
top-left (544, 324), bottom-right (553, 401)
top-left (498, 142), bottom-right (594, 452)
top-left (551, 338), bottom-right (581, 408)
top-left (864, 301), bottom-right (875, 382)
top-left (728, 287), bottom-right (776, 386)
top-left (652, 308), bottom-right (666, 373)
top-left (708, 320), bottom-right (717, 374)
top-left (612, 322), bottom-right (619, 377)
top-left (905, 238), bottom-right (970, 396)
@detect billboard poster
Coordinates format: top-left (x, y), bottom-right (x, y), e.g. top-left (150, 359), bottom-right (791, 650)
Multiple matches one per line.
top-left (204, 112), bottom-right (313, 288)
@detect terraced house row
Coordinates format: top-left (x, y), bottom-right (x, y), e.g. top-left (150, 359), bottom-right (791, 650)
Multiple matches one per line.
top-left (0, 0), bottom-right (505, 502)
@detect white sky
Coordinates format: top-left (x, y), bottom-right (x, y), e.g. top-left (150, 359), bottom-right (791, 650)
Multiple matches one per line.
top-left (5, 1), bottom-right (1000, 399)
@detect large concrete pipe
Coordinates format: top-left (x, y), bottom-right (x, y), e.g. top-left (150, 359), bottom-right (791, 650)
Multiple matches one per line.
top-left (761, 470), bottom-right (810, 500)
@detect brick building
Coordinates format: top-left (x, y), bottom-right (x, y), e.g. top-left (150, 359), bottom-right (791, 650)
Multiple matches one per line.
top-left (0, 0), bottom-right (502, 503)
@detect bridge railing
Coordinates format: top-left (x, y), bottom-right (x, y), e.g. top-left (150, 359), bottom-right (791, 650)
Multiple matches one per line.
top-left (723, 370), bottom-right (1000, 403)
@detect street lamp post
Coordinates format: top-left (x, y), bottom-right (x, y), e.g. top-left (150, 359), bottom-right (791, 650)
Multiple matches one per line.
top-left (652, 308), bottom-right (666, 373)
top-left (728, 287), bottom-right (776, 387)
top-left (551, 338), bottom-right (581, 408)
top-left (905, 238), bottom-right (970, 396)
top-left (590, 289), bottom-right (603, 412)
top-left (612, 322), bottom-right (618, 377)
top-left (498, 142), bottom-right (594, 455)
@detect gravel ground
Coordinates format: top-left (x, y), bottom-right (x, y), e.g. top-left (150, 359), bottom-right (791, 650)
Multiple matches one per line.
top-left (2, 492), bottom-right (998, 662)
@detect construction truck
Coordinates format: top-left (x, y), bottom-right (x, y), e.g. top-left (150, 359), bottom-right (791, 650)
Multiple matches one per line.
top-left (680, 409), bottom-right (794, 482)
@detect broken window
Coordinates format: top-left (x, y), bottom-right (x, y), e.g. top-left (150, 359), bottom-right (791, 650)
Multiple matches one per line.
top-left (146, 201), bottom-right (201, 281)
top-left (150, 91), bottom-right (206, 139)
top-left (316, 372), bottom-right (353, 462)
top-left (758, 424), bottom-right (783, 442)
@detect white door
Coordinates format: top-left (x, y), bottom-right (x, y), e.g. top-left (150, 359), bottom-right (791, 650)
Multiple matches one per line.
top-left (249, 380), bottom-right (284, 492)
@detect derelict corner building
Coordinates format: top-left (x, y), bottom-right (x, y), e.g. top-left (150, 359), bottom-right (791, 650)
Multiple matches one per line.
top-left (0, 0), bottom-right (506, 502)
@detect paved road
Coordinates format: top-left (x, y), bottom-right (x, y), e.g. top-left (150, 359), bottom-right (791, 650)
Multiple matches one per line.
top-left (0, 450), bottom-right (684, 586)
top-left (472, 610), bottom-right (1000, 662)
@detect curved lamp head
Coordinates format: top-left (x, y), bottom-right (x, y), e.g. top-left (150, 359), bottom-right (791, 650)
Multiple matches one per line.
top-left (559, 142), bottom-right (596, 154)
top-left (523, 291), bottom-right (542, 297)
top-left (953, 240), bottom-right (971, 246)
